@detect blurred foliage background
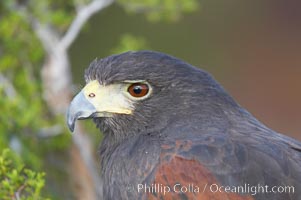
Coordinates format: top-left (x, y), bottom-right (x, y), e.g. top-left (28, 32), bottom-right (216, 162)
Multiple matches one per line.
top-left (0, 0), bottom-right (300, 199)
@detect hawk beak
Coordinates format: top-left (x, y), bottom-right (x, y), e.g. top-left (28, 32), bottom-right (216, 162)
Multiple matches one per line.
top-left (66, 80), bottom-right (134, 132)
top-left (67, 91), bottom-right (97, 132)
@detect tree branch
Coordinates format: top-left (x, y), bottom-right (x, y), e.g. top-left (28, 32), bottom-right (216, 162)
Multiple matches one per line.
top-left (37, 125), bottom-right (64, 138)
top-left (11, 4), bottom-right (59, 55)
top-left (60, 0), bottom-right (115, 50)
top-left (32, 21), bottom-right (61, 54)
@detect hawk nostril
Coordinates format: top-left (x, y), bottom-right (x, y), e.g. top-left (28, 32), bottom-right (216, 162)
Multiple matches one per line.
top-left (89, 93), bottom-right (95, 98)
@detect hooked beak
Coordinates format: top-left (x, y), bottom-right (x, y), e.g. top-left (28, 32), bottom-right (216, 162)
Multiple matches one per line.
top-left (66, 80), bottom-right (134, 132)
top-left (67, 91), bottom-right (97, 132)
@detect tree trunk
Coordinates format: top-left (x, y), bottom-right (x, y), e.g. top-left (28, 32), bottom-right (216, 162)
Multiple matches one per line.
top-left (41, 49), bottom-right (71, 114)
top-left (41, 50), bottom-right (102, 200)
top-left (31, 2), bottom-right (115, 198)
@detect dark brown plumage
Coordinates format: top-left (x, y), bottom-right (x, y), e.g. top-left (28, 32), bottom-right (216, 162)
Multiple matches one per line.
top-left (67, 51), bottom-right (301, 200)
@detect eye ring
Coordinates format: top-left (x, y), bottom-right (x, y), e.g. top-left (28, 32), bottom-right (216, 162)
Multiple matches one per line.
top-left (128, 83), bottom-right (149, 98)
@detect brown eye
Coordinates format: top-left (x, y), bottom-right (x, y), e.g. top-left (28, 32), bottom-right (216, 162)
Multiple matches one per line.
top-left (88, 93), bottom-right (95, 98)
top-left (128, 83), bottom-right (149, 98)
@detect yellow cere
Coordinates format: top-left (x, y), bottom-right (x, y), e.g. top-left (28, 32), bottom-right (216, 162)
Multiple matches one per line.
top-left (83, 80), bottom-right (101, 95)
top-left (82, 80), bottom-right (133, 115)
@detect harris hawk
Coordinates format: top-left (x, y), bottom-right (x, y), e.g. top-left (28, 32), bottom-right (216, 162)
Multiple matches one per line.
top-left (67, 51), bottom-right (301, 200)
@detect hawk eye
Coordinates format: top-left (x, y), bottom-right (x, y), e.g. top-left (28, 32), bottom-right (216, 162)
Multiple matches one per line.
top-left (128, 83), bottom-right (149, 98)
